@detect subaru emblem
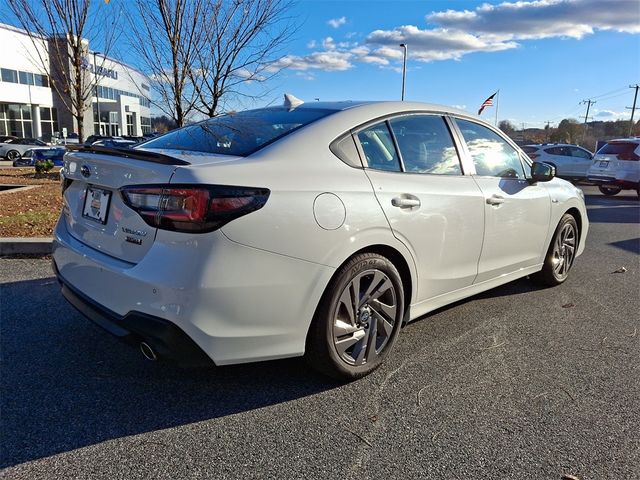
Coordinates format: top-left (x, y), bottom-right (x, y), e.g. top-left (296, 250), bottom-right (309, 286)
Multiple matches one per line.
top-left (81, 165), bottom-right (91, 178)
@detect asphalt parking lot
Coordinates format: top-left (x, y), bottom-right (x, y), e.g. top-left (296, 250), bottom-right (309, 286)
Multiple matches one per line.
top-left (1, 186), bottom-right (638, 480)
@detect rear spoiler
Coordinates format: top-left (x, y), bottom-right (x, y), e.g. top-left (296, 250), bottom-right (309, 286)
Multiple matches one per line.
top-left (66, 144), bottom-right (190, 166)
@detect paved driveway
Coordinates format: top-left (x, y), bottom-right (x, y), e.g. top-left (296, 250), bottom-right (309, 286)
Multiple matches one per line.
top-left (1, 187), bottom-right (638, 479)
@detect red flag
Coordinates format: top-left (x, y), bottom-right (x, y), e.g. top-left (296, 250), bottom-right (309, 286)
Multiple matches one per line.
top-left (478, 92), bottom-right (497, 115)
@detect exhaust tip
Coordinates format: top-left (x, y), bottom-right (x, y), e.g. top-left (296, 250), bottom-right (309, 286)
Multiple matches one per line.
top-left (140, 342), bottom-right (157, 361)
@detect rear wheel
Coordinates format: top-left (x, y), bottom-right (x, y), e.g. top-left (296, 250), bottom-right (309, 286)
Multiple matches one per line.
top-left (306, 253), bottom-right (404, 380)
top-left (599, 185), bottom-right (621, 196)
top-left (5, 150), bottom-right (20, 161)
top-left (532, 214), bottom-right (578, 286)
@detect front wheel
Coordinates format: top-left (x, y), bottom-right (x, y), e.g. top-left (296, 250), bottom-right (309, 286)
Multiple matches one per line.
top-left (305, 253), bottom-right (405, 380)
top-left (532, 214), bottom-right (578, 287)
top-left (599, 185), bottom-right (622, 196)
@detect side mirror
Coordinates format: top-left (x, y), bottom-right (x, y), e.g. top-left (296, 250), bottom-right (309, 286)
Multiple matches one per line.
top-left (531, 161), bottom-right (555, 183)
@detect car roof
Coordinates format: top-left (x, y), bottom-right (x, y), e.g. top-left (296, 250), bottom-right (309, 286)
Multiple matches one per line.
top-left (605, 138), bottom-right (640, 144)
top-left (263, 100), bottom-right (472, 118)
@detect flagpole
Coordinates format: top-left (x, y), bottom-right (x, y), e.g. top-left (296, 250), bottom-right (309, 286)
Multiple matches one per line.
top-left (494, 89), bottom-right (500, 126)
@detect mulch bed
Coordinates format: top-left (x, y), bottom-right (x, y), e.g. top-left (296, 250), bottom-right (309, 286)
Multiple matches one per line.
top-left (0, 168), bottom-right (63, 237)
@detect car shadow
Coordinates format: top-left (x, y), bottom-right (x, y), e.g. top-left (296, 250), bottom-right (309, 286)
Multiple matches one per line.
top-left (0, 277), bottom-right (340, 468)
top-left (584, 195), bottom-right (640, 224)
top-left (609, 237), bottom-right (640, 254)
top-left (409, 277), bottom-right (546, 325)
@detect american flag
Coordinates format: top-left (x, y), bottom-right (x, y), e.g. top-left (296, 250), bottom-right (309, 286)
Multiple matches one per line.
top-left (478, 92), bottom-right (497, 115)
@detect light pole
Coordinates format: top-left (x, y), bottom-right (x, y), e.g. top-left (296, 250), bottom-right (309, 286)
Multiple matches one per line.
top-left (399, 43), bottom-right (407, 101)
top-left (93, 51), bottom-right (101, 135)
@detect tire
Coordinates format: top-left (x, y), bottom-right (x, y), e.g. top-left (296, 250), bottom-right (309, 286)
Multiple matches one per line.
top-left (5, 150), bottom-right (20, 161)
top-left (598, 185), bottom-right (621, 196)
top-left (532, 214), bottom-right (579, 287)
top-left (305, 253), bottom-right (405, 380)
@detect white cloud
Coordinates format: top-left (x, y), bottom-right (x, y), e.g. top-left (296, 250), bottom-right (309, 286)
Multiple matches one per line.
top-left (594, 109), bottom-right (629, 119)
top-left (366, 25), bottom-right (517, 62)
top-left (427, 0), bottom-right (640, 41)
top-left (327, 16), bottom-right (347, 29)
top-left (269, 51), bottom-right (353, 72)
top-left (280, 0), bottom-right (638, 73)
top-left (322, 37), bottom-right (336, 50)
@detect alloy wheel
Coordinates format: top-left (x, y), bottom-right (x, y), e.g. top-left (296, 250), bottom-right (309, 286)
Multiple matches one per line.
top-left (332, 269), bottom-right (398, 366)
top-left (552, 222), bottom-right (576, 279)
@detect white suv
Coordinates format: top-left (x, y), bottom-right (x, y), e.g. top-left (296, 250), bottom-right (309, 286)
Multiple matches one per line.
top-left (587, 138), bottom-right (640, 196)
top-left (522, 144), bottom-right (593, 181)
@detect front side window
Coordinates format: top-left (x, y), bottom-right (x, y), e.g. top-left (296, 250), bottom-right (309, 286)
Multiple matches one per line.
top-left (455, 118), bottom-right (525, 179)
top-left (356, 122), bottom-right (401, 172)
top-left (389, 115), bottom-right (462, 175)
top-left (570, 147), bottom-right (592, 159)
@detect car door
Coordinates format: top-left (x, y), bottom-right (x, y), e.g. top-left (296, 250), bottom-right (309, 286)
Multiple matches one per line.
top-left (355, 114), bottom-right (485, 302)
top-left (568, 146), bottom-right (593, 177)
top-left (452, 118), bottom-right (551, 283)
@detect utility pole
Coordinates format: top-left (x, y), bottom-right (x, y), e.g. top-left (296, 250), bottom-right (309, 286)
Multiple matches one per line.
top-left (580, 99), bottom-right (595, 143)
top-left (544, 121), bottom-right (552, 142)
top-left (626, 84), bottom-right (639, 137)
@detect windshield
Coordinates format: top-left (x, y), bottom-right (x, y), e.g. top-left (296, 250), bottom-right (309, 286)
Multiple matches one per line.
top-left (597, 142), bottom-right (639, 156)
top-left (140, 107), bottom-right (336, 156)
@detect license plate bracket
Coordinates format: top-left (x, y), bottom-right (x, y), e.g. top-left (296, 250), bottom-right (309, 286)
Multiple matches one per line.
top-left (82, 186), bottom-right (112, 224)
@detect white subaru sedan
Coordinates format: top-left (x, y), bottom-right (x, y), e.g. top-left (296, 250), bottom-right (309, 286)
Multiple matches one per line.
top-left (53, 100), bottom-right (588, 379)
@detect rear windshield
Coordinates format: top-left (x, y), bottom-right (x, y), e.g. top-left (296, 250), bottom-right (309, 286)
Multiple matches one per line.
top-left (140, 107), bottom-right (336, 156)
top-left (597, 142), bottom-right (639, 155)
top-left (521, 146), bottom-right (539, 153)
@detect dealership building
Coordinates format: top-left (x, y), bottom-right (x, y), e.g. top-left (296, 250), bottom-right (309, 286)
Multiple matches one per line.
top-left (0, 23), bottom-right (151, 140)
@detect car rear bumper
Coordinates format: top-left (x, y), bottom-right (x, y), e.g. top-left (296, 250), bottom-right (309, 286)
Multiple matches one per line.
top-left (52, 216), bottom-right (335, 366)
top-left (53, 259), bottom-right (212, 365)
top-left (588, 175), bottom-right (638, 188)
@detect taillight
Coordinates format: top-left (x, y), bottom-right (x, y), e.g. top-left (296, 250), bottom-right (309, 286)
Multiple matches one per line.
top-left (120, 184), bottom-right (270, 233)
top-left (618, 153), bottom-right (640, 161)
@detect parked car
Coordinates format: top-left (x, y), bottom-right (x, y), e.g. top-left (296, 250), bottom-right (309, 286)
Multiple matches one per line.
top-left (53, 99), bottom-right (588, 380)
top-left (587, 138), bottom-right (640, 196)
top-left (522, 143), bottom-right (593, 180)
top-left (92, 138), bottom-right (137, 149)
top-left (12, 146), bottom-right (66, 167)
top-left (0, 138), bottom-right (48, 160)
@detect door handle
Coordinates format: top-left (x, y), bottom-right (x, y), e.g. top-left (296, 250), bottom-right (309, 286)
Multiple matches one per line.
top-left (486, 195), bottom-right (505, 205)
top-left (391, 197), bottom-right (421, 208)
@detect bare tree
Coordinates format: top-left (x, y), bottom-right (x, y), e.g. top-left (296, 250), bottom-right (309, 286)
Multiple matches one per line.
top-left (127, 0), bottom-right (206, 127)
top-left (191, 0), bottom-right (296, 117)
top-left (8, 0), bottom-right (117, 142)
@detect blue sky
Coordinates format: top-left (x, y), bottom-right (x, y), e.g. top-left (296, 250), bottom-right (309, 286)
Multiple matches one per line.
top-left (2, 0), bottom-right (638, 127)
top-left (255, 0), bottom-right (640, 127)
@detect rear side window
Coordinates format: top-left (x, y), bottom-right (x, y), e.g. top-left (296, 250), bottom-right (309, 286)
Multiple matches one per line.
top-left (388, 115), bottom-right (462, 175)
top-left (522, 146), bottom-right (539, 154)
top-left (597, 142), bottom-right (640, 160)
top-left (455, 118), bottom-right (525, 179)
top-left (141, 108), bottom-right (335, 156)
top-left (357, 122), bottom-right (401, 172)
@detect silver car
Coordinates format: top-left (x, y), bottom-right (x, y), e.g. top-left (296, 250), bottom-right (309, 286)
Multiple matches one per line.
top-left (522, 143), bottom-right (593, 180)
top-left (0, 138), bottom-right (48, 160)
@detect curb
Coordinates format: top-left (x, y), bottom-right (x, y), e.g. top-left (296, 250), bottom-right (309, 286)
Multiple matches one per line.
top-left (0, 237), bottom-right (53, 255)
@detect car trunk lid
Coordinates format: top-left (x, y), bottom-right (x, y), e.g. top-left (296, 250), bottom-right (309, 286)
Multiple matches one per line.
top-left (61, 149), bottom-right (180, 264)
